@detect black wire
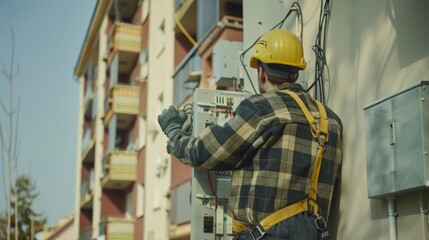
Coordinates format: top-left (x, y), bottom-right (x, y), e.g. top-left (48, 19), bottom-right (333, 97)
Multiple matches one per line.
top-left (182, 103), bottom-right (193, 113)
top-left (274, 4), bottom-right (295, 30)
top-left (306, 0), bottom-right (331, 104)
top-left (240, 37), bottom-right (260, 94)
top-left (295, 2), bottom-right (304, 41)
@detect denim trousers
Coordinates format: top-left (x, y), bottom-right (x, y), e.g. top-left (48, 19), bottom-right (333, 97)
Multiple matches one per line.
top-left (233, 212), bottom-right (319, 240)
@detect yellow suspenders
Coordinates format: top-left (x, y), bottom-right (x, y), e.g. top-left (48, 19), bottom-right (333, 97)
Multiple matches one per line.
top-left (233, 90), bottom-right (329, 234)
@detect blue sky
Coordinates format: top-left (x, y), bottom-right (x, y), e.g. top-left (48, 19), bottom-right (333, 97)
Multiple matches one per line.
top-left (0, 0), bottom-right (96, 225)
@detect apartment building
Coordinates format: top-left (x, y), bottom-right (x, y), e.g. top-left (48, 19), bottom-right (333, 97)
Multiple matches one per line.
top-left (73, 0), bottom-right (243, 239)
top-left (74, 1), bottom-right (148, 239)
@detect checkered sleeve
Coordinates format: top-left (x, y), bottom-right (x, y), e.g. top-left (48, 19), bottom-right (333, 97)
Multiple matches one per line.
top-left (168, 99), bottom-right (262, 170)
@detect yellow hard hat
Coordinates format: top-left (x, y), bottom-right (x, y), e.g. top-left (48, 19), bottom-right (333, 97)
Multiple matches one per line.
top-left (250, 29), bottom-right (307, 70)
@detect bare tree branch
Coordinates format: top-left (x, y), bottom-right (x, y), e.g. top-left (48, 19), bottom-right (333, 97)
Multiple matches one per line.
top-left (1, 62), bottom-right (7, 78)
top-left (8, 27), bottom-right (16, 83)
top-left (0, 124), bottom-right (5, 153)
top-left (12, 63), bottom-right (19, 79)
top-left (12, 97), bottom-right (20, 163)
top-left (0, 97), bottom-right (7, 115)
top-left (13, 141), bottom-right (20, 172)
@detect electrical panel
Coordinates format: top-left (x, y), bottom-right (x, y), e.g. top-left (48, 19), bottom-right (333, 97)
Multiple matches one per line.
top-left (213, 40), bottom-right (243, 88)
top-left (191, 88), bottom-right (250, 240)
top-left (364, 81), bottom-right (429, 199)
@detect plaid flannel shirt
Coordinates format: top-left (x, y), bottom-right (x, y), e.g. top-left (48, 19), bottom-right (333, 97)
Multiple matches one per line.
top-left (168, 83), bottom-right (343, 225)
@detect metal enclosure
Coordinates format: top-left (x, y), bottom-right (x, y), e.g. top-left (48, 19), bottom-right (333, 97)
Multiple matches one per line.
top-left (213, 40), bottom-right (243, 88)
top-left (364, 81), bottom-right (429, 199)
top-left (191, 89), bottom-right (250, 240)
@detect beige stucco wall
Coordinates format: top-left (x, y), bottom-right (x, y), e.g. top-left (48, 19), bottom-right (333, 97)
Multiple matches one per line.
top-left (309, 1), bottom-right (429, 239)
top-left (243, 0), bottom-right (429, 239)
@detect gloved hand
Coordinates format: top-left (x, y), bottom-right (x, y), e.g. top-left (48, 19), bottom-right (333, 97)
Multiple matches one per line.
top-left (158, 105), bottom-right (186, 139)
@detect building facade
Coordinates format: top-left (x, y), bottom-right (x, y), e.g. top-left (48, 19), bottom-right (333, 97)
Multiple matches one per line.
top-left (74, 0), bottom-right (429, 240)
top-left (42, 214), bottom-right (76, 240)
top-left (74, 1), bottom-right (148, 239)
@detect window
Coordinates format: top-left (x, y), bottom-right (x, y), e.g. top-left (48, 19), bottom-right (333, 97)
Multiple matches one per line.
top-left (139, 48), bottom-right (149, 81)
top-left (157, 19), bottom-right (165, 56)
top-left (137, 116), bottom-right (147, 149)
top-left (153, 156), bottom-right (168, 210)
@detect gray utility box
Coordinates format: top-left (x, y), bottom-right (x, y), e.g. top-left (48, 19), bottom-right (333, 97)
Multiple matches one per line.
top-left (364, 81), bottom-right (429, 199)
top-left (213, 40), bottom-right (243, 88)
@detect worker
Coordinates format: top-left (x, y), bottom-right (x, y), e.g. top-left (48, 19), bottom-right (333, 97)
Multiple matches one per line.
top-left (158, 28), bottom-right (342, 240)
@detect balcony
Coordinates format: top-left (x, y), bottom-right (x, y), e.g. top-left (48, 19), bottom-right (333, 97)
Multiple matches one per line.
top-left (101, 151), bottom-right (137, 189)
top-left (106, 22), bottom-right (141, 74)
top-left (81, 128), bottom-right (95, 164)
top-left (171, 179), bottom-right (191, 225)
top-left (83, 91), bottom-right (93, 121)
top-left (99, 217), bottom-right (135, 240)
top-left (79, 227), bottom-right (92, 240)
top-left (173, 49), bottom-right (200, 106)
top-left (80, 192), bottom-right (93, 210)
top-left (104, 84), bottom-right (139, 130)
top-left (80, 175), bottom-right (94, 209)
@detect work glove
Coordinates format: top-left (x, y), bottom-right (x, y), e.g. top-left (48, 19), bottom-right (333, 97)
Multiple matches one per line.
top-left (158, 105), bottom-right (186, 139)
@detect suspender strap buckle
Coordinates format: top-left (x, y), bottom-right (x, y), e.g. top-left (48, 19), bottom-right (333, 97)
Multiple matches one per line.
top-left (315, 215), bottom-right (330, 240)
top-left (315, 214), bottom-right (327, 230)
top-left (307, 197), bottom-right (320, 217)
top-left (250, 224), bottom-right (266, 240)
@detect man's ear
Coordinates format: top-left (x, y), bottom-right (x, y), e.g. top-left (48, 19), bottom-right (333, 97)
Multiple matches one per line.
top-left (258, 66), bottom-right (266, 83)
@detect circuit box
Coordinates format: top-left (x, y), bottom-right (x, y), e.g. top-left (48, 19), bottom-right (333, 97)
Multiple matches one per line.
top-left (364, 81), bottom-right (429, 199)
top-left (191, 88), bottom-right (250, 240)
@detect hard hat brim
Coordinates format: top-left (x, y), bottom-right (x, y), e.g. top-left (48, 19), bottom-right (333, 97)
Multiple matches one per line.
top-left (260, 62), bottom-right (298, 80)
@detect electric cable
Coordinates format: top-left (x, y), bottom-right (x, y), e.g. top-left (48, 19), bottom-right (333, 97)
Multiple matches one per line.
top-left (306, 0), bottom-right (331, 104)
top-left (295, 2), bottom-right (304, 41)
top-left (175, 14), bottom-right (197, 46)
top-left (207, 170), bottom-right (216, 196)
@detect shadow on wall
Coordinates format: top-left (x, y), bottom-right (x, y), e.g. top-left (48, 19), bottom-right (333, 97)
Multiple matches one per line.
top-left (390, 0), bottom-right (429, 68)
top-left (327, 174), bottom-right (342, 240)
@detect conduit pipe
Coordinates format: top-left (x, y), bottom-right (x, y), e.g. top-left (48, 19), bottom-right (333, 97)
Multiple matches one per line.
top-left (387, 198), bottom-right (397, 240)
top-left (420, 191), bottom-right (428, 240)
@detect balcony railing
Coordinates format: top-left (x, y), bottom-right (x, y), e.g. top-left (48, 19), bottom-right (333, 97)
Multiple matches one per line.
top-left (80, 173), bottom-right (94, 209)
top-left (83, 89), bottom-right (93, 119)
top-left (104, 84), bottom-right (139, 129)
top-left (171, 179), bottom-right (192, 225)
top-left (99, 217), bottom-right (135, 240)
top-left (81, 128), bottom-right (95, 164)
top-left (101, 151), bottom-right (137, 189)
top-left (107, 22), bottom-right (141, 55)
top-left (79, 227), bottom-right (92, 240)
top-left (173, 50), bottom-right (200, 106)
top-left (106, 22), bottom-right (141, 73)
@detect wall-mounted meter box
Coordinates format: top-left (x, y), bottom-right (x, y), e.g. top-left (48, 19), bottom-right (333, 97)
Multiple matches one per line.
top-left (364, 81), bottom-right (429, 199)
top-left (213, 40), bottom-right (243, 88)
